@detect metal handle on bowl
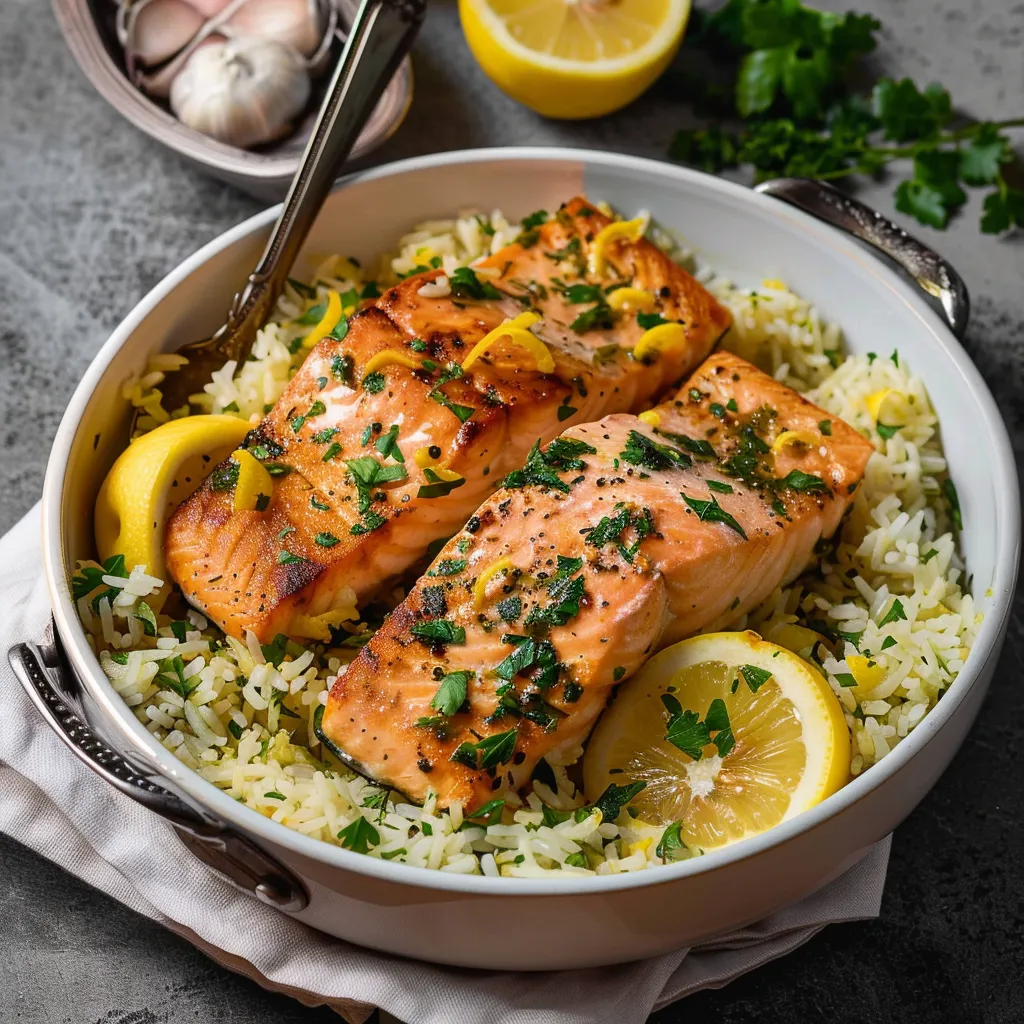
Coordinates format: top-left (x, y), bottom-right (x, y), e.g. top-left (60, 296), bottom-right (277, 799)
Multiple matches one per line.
top-left (8, 636), bottom-right (309, 913)
top-left (754, 178), bottom-right (970, 340)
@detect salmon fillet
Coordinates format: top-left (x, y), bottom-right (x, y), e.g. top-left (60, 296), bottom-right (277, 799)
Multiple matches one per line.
top-left (321, 352), bottom-right (874, 809)
top-left (165, 198), bottom-right (731, 640)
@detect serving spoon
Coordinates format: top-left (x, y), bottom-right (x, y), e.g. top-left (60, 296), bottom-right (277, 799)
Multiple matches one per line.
top-left (137, 0), bottom-right (426, 431)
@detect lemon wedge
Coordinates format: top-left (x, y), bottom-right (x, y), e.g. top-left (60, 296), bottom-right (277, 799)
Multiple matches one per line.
top-left (94, 415), bottom-right (250, 589)
top-left (458, 0), bottom-right (691, 119)
top-left (583, 631), bottom-right (850, 850)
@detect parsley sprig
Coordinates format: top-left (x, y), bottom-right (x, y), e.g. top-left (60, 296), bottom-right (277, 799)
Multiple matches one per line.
top-left (668, 0), bottom-right (1024, 233)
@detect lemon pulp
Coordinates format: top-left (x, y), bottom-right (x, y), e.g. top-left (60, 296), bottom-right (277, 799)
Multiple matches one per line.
top-left (583, 632), bottom-right (850, 851)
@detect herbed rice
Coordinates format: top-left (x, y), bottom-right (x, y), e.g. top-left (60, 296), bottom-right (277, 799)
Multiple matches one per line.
top-left (81, 208), bottom-right (979, 877)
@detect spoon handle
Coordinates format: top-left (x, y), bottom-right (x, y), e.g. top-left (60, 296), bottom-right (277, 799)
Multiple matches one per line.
top-left (214, 0), bottom-right (427, 358)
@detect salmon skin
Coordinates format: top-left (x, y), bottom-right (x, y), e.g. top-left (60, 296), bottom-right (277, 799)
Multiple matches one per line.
top-left (165, 198), bottom-right (731, 641)
top-left (322, 352), bottom-right (874, 809)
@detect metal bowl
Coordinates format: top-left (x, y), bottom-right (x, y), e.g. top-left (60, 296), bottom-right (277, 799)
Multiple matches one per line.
top-left (52, 0), bottom-right (413, 199)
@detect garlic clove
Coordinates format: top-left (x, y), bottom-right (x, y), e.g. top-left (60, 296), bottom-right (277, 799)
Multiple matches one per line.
top-left (169, 36), bottom-right (311, 149)
top-left (129, 0), bottom-right (207, 67)
top-left (225, 0), bottom-right (325, 58)
top-left (141, 33), bottom-right (226, 99)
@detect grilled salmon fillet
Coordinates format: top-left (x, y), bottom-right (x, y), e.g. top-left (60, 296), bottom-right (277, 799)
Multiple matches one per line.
top-left (321, 352), bottom-right (874, 808)
top-left (165, 198), bottom-right (731, 640)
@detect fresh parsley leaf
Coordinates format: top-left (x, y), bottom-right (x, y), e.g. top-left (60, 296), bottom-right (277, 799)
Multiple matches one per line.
top-left (620, 429), bottom-right (691, 472)
top-left (570, 303), bottom-right (615, 334)
top-left (592, 780), bottom-right (647, 823)
top-left (681, 492), bottom-right (747, 539)
top-left (375, 424), bottom-right (404, 463)
top-left (503, 438), bottom-right (596, 494)
top-left (449, 266), bottom-right (501, 301)
top-left (656, 821), bottom-right (687, 862)
top-left (943, 478), bottom-right (963, 530)
top-left (877, 422), bottom-right (903, 440)
top-left (740, 664), bottom-right (773, 693)
top-left (362, 371), bottom-right (386, 394)
top-left (779, 469), bottom-right (828, 492)
top-left (881, 635), bottom-right (898, 651)
top-left (428, 558), bottom-right (467, 577)
top-left (706, 479), bottom-right (734, 494)
top-left (133, 601), bottom-right (158, 637)
top-left (337, 816), bottom-right (380, 855)
top-left (314, 532), bottom-right (340, 548)
top-left (430, 670), bottom-right (473, 716)
top-left (878, 598), bottom-right (907, 627)
top-left (450, 728), bottom-right (519, 770)
top-left (662, 693), bottom-right (710, 760)
top-left (463, 798), bottom-right (505, 827)
top-left (411, 619), bottom-right (467, 645)
top-left (637, 311), bottom-right (669, 329)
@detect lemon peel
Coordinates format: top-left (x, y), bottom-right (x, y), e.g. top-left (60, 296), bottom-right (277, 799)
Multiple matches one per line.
top-left (473, 557), bottom-right (515, 609)
top-left (361, 349), bottom-right (423, 379)
top-left (301, 290), bottom-right (343, 351)
top-left (461, 312), bottom-right (553, 373)
top-left (771, 429), bottom-right (820, 454)
top-left (231, 449), bottom-right (273, 512)
top-left (607, 287), bottom-right (656, 312)
top-left (589, 218), bottom-right (647, 277)
top-left (632, 322), bottom-right (688, 362)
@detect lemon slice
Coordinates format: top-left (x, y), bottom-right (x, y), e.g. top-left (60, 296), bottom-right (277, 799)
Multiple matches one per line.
top-left (459, 0), bottom-right (691, 119)
top-left (583, 631), bottom-right (850, 850)
top-left (94, 415), bottom-right (250, 590)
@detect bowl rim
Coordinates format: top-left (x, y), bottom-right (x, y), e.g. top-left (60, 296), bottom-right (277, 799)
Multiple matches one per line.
top-left (51, 0), bottom-right (414, 181)
top-left (42, 146), bottom-right (1021, 897)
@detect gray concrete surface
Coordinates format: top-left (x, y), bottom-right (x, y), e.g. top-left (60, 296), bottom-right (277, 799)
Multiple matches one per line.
top-left (1, 0), bottom-right (1022, 1020)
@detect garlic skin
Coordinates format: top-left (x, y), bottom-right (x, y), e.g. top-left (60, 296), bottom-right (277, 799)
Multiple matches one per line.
top-left (170, 36), bottom-right (311, 148)
top-left (226, 0), bottom-right (324, 58)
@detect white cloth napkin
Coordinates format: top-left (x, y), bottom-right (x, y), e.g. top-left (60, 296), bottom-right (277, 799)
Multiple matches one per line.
top-left (0, 504), bottom-right (891, 1023)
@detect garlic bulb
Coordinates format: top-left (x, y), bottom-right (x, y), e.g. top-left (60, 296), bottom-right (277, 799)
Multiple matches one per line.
top-left (170, 37), bottom-right (311, 148)
top-left (226, 0), bottom-right (325, 58)
top-left (128, 0), bottom-right (207, 67)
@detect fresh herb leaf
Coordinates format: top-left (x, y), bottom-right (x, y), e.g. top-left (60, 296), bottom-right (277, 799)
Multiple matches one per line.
top-left (592, 780), bottom-right (647, 823)
top-left (430, 670), bottom-right (473, 716)
top-left (411, 619), bottom-right (467, 645)
top-left (740, 663), bottom-right (773, 693)
top-left (656, 821), bottom-right (687, 862)
top-left (881, 635), bottom-right (898, 651)
top-left (779, 469), bottom-right (828, 492)
top-left (876, 422), bottom-right (903, 440)
top-left (620, 430), bottom-right (691, 472)
top-left (350, 511), bottom-right (387, 535)
top-left (681, 492), bottom-right (747, 539)
top-left (337, 816), bottom-right (380, 855)
top-left (449, 266), bottom-right (501, 301)
top-left (662, 694), bottom-right (710, 760)
top-left (878, 598), bottom-right (907, 627)
top-left (943, 478), bottom-right (963, 530)
top-left (428, 558), bottom-right (467, 577)
top-left (362, 371), bottom-right (386, 394)
top-left (375, 424), bottom-right (404, 463)
top-left (133, 601), bottom-right (158, 637)
top-left (314, 532), bottom-right (340, 548)
top-left (706, 479), bottom-right (734, 494)
top-left (503, 437), bottom-right (596, 494)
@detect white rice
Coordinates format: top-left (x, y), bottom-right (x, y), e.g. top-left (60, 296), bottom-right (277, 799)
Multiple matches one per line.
top-left (82, 209), bottom-right (977, 875)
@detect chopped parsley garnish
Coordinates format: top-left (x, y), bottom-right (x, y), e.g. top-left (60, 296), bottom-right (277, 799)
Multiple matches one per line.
top-left (428, 558), bottom-right (467, 577)
top-left (71, 554), bottom-right (126, 609)
top-left (264, 462), bottom-right (293, 477)
top-left (329, 318), bottom-right (349, 342)
top-left (592, 780), bottom-right (647, 823)
top-left (449, 266), bottom-right (501, 301)
top-left (656, 821), bottom-right (687, 862)
top-left (155, 655), bottom-right (198, 700)
top-left (362, 371), bottom-right (386, 394)
top-left (637, 311), bottom-right (669, 329)
top-left (819, 419), bottom-right (833, 436)
top-left (920, 548), bottom-right (939, 564)
top-left (330, 353), bottom-right (354, 385)
top-left (681, 492), bottom-right (747, 539)
top-left (277, 550), bottom-right (305, 565)
top-left (288, 277), bottom-right (317, 299)
top-left (943, 478), bottom-right (963, 530)
top-left (264, 791), bottom-right (286, 801)
top-left (520, 209), bottom-right (548, 231)
top-left (740, 664), bottom-right (773, 693)
top-left (294, 300), bottom-right (326, 325)
top-left (835, 672), bottom-right (858, 688)
top-left (337, 817), bottom-right (380, 855)
top-left (361, 281), bottom-right (381, 299)
top-left (881, 636), bottom-right (898, 651)
top-left (210, 460), bottom-right (240, 492)
top-left (322, 442), bottom-right (343, 462)
top-left (450, 727), bottom-right (519, 770)
top-left (350, 511), bottom-right (387, 536)
top-left (709, 402), bottom-right (726, 419)
top-left (877, 598), bottom-right (908, 626)
top-left (417, 467), bottom-right (467, 499)
top-left (558, 281), bottom-right (605, 304)
top-left (726, 398), bottom-right (739, 412)
top-left (496, 595), bottom-right (522, 623)
top-left (315, 532), bottom-right (340, 548)
top-left (429, 389), bottom-right (475, 424)
top-left (410, 619), bottom-right (467, 645)
top-left (133, 601), bottom-right (158, 637)
top-left (375, 424), bottom-right (404, 463)
top-left (570, 302), bottom-right (615, 334)
top-left (308, 400), bottom-right (326, 418)
top-left (463, 799), bottom-right (505, 827)
top-left (662, 694), bottom-right (734, 760)
top-left (311, 427), bottom-right (338, 444)
top-left (345, 455), bottom-right (407, 513)
top-left (503, 437), bottom-right (596, 494)
top-left (524, 555), bottom-right (586, 629)
top-left (877, 422), bottom-right (904, 440)
top-left (779, 469), bottom-right (828, 493)
top-left (706, 479), bottom-right (734, 494)
top-left (585, 504), bottom-right (654, 563)
top-left (557, 401), bottom-right (577, 422)
top-left (620, 429), bottom-right (691, 472)
top-left (495, 635), bottom-right (560, 690)
top-left (656, 429), bottom-right (716, 459)
top-left (430, 670), bottom-right (473, 716)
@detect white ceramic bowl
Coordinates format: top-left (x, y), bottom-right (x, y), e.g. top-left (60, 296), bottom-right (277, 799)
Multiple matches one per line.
top-left (30, 149), bottom-right (1020, 970)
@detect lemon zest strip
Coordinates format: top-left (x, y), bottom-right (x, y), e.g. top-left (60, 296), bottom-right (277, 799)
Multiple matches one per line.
top-left (301, 290), bottom-right (343, 351)
top-left (771, 429), bottom-right (820, 454)
top-left (589, 218), bottom-right (646, 277)
top-left (361, 349), bottom-right (423, 380)
top-left (607, 287), bottom-right (656, 312)
top-left (632, 322), bottom-right (688, 362)
top-left (461, 312), bottom-right (553, 373)
top-left (846, 654), bottom-right (887, 698)
top-left (230, 449), bottom-right (274, 512)
top-left (864, 388), bottom-right (896, 423)
top-left (291, 609), bottom-right (355, 642)
top-left (637, 410), bottom-right (662, 427)
top-left (473, 557), bottom-right (515, 609)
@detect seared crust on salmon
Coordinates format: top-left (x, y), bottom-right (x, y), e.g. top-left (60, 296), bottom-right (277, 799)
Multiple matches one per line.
top-left (322, 352), bottom-right (874, 808)
top-left (165, 198), bottom-right (731, 640)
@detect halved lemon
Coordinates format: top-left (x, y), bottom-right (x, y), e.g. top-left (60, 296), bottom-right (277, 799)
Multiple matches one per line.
top-left (459, 0), bottom-right (691, 120)
top-left (584, 631), bottom-right (850, 851)
top-left (95, 415), bottom-right (250, 591)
